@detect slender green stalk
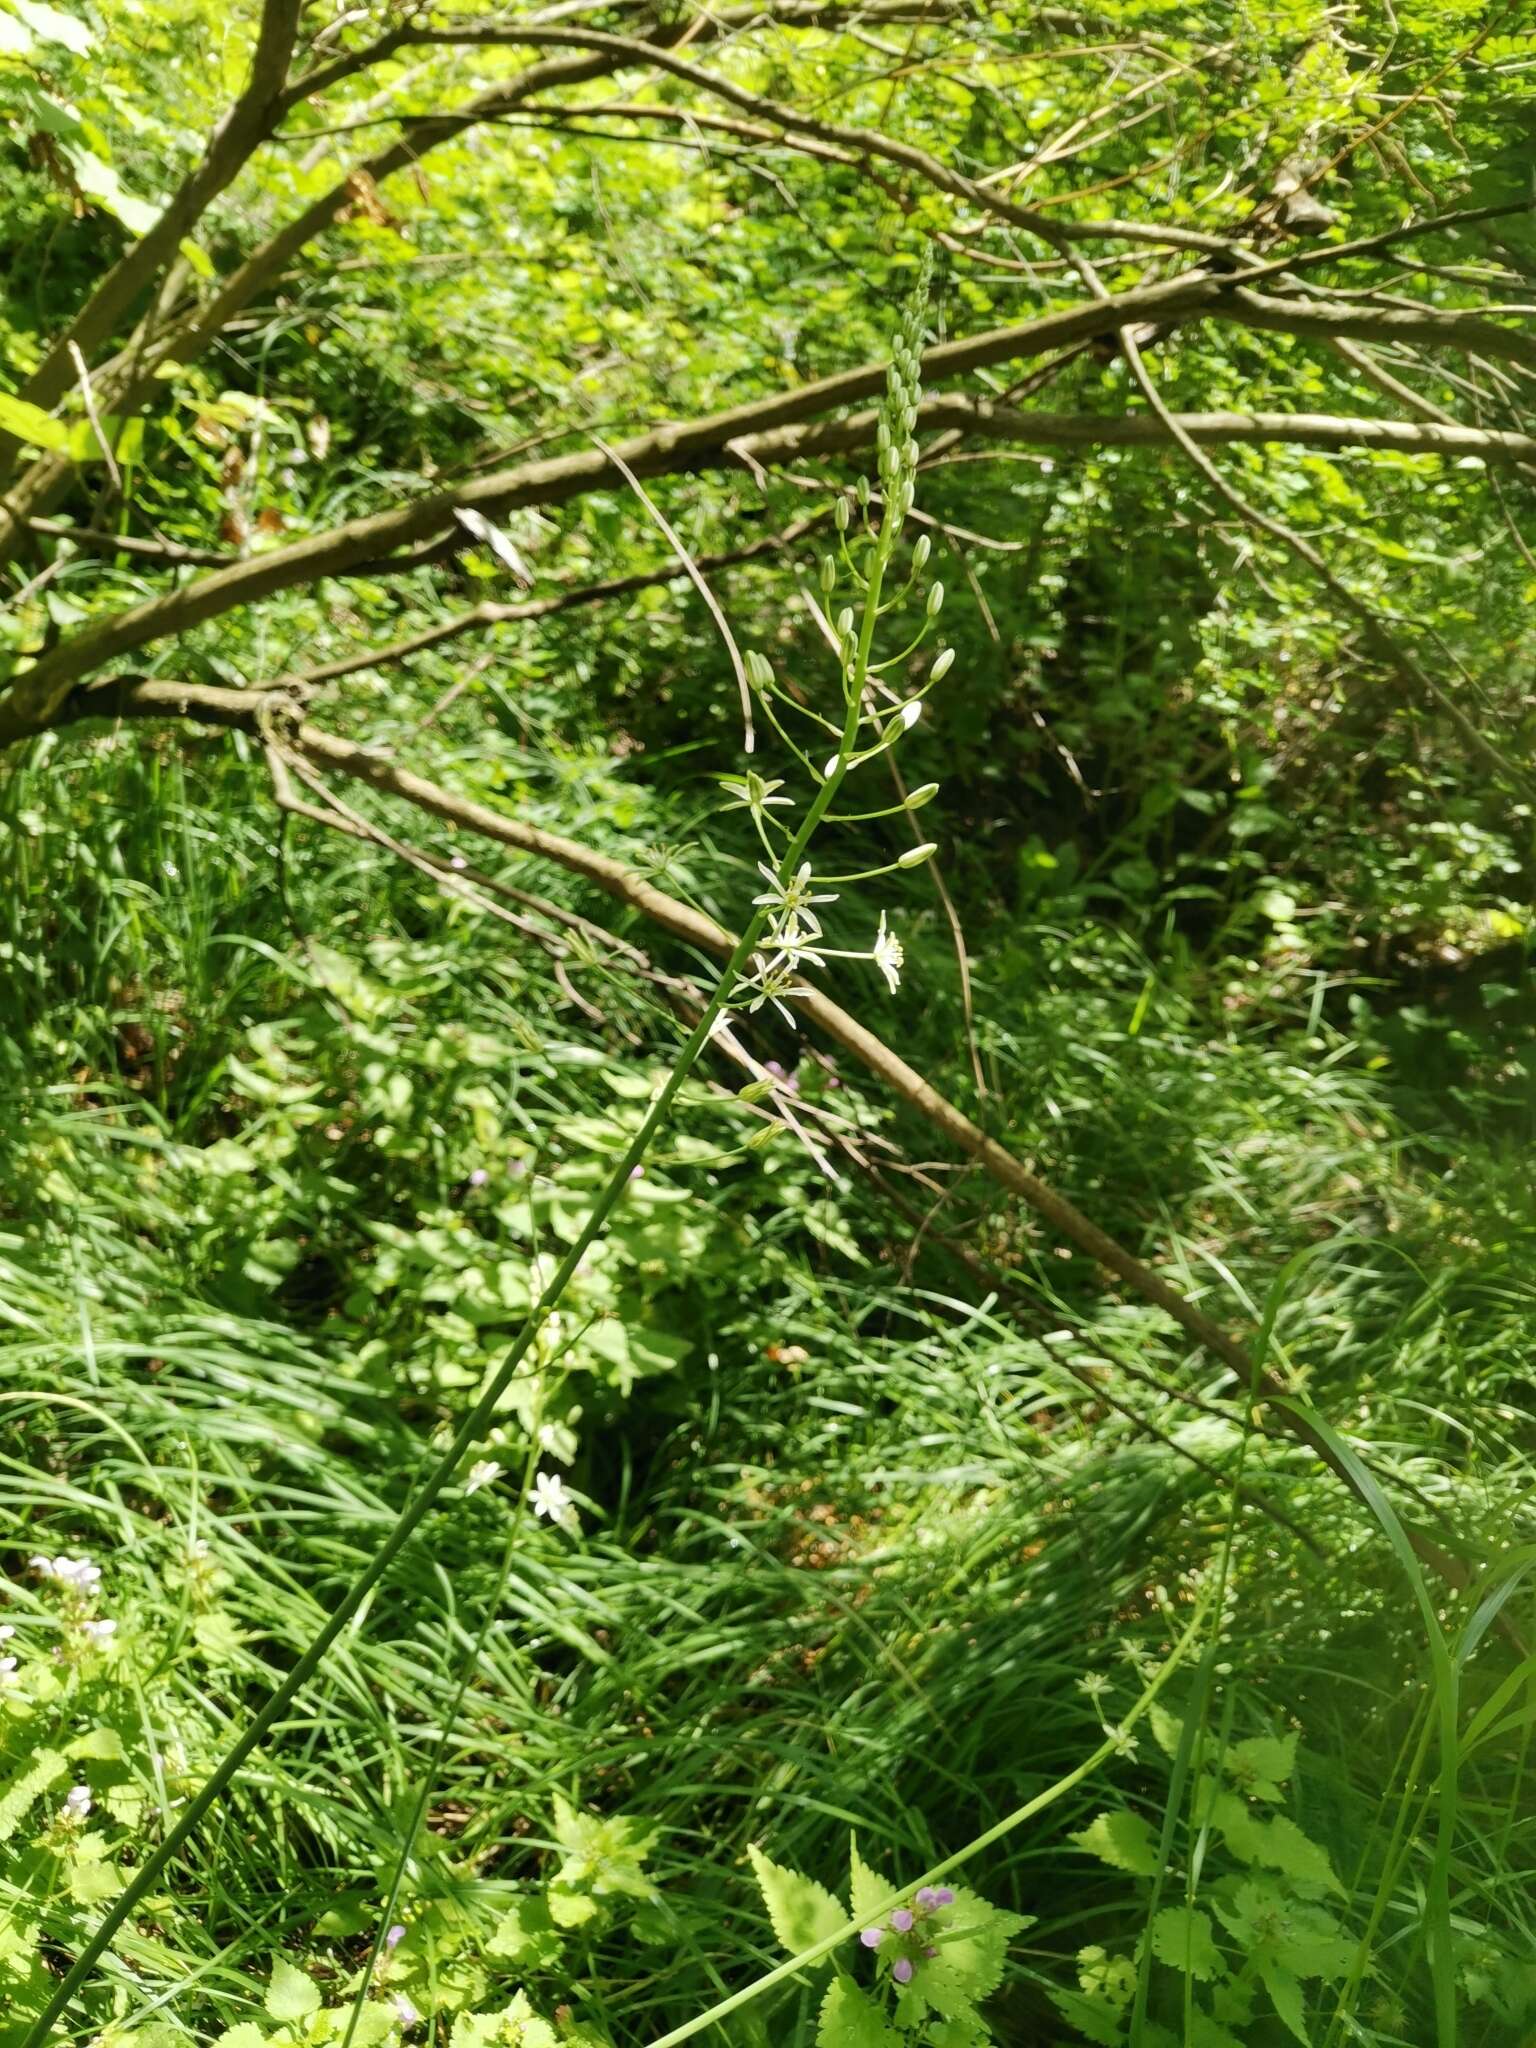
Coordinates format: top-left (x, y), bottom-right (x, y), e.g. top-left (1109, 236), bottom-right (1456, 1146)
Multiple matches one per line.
top-left (338, 1532), bottom-right (518, 2048)
top-left (23, 401), bottom-right (902, 2048)
top-left (647, 1586), bottom-right (1214, 2048)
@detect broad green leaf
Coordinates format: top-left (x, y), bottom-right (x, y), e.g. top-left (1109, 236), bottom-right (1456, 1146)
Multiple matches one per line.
top-left (816, 1977), bottom-right (900, 2048)
top-left (0, 1749), bottom-right (67, 1838)
top-left (1071, 1810), bottom-right (1161, 1877)
top-left (747, 1844), bottom-right (845, 1958)
top-left (1258, 1958), bottom-right (1309, 2045)
top-left (1148, 1705), bottom-right (1184, 1759)
top-left (11, 0), bottom-right (91, 50)
top-left (214, 2027), bottom-right (269, 2048)
top-left (1046, 1987), bottom-right (1124, 2047)
top-left (0, 394), bottom-right (70, 453)
top-left (1077, 1945), bottom-right (1137, 2009)
top-left (66, 1727), bottom-right (125, 1761)
top-left (487, 1893), bottom-right (562, 1967)
top-left (1226, 1731), bottom-right (1297, 1802)
top-left (264, 1957), bottom-right (322, 2023)
top-left (910, 1889), bottom-right (1029, 2021)
top-left (848, 1837), bottom-right (887, 1927)
top-left (1250, 1814), bottom-right (1341, 1895)
top-left (61, 145), bottom-right (161, 235)
top-left (1149, 1906), bottom-right (1223, 1983)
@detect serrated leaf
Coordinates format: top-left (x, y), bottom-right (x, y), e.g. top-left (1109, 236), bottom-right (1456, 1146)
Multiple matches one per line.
top-left (66, 1727), bottom-right (125, 1761)
top-left (1047, 1986), bottom-right (1124, 2045)
top-left (0, 395), bottom-right (70, 453)
top-left (1250, 1814), bottom-right (1341, 1894)
top-left (1258, 1958), bottom-right (1309, 2044)
top-left (1071, 1810), bottom-right (1161, 1877)
top-left (0, 1749), bottom-right (66, 1839)
top-left (848, 1836), bottom-right (887, 1927)
top-left (1226, 1732), bottom-right (1297, 1802)
top-left (912, 1889), bottom-right (1029, 2022)
top-left (547, 1885), bottom-right (597, 1928)
top-left (1077, 1945), bottom-right (1137, 2009)
top-left (1188, 2011), bottom-right (1245, 2048)
top-left (264, 1957), bottom-right (322, 2023)
top-left (748, 1845), bottom-right (845, 1958)
top-left (1150, 1907), bottom-right (1223, 1983)
top-left (487, 1893), bottom-right (562, 1967)
top-left (816, 1977), bottom-right (900, 2048)
top-left (1148, 1705), bottom-right (1184, 1759)
top-left (214, 2028), bottom-right (268, 2048)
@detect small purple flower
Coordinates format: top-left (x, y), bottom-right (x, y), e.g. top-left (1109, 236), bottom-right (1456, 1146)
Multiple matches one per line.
top-left (924, 1944), bottom-right (938, 1959)
top-left (917, 1886), bottom-right (954, 1908)
top-left (859, 1927), bottom-right (884, 1949)
top-left (629, 1164), bottom-right (645, 1180)
top-left (892, 1957), bottom-right (914, 1984)
top-left (385, 1924), bottom-right (406, 1951)
top-left (890, 1908), bottom-right (914, 1933)
top-left (468, 1168), bottom-right (489, 1187)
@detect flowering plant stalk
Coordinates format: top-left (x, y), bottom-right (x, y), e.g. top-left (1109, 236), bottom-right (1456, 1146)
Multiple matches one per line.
top-left (20, 265), bottom-right (946, 2045)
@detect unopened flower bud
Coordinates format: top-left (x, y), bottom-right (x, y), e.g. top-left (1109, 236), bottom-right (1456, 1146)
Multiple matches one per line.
top-left (836, 607), bottom-right (855, 638)
top-left (857, 476), bottom-right (870, 507)
top-left (822, 756), bottom-right (840, 780)
top-left (930, 646), bottom-right (955, 681)
top-left (834, 496), bottom-right (850, 532)
top-left (895, 700), bottom-right (923, 732)
top-left (926, 582), bottom-right (945, 618)
top-left (820, 556), bottom-right (836, 594)
top-left (912, 535), bottom-right (931, 572)
top-left (905, 782), bottom-right (939, 809)
top-left (898, 841), bottom-right (937, 867)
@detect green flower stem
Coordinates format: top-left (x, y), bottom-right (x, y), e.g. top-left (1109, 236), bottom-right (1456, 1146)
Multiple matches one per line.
top-left (25, 468), bottom-right (898, 2048)
top-left (648, 1587), bottom-right (1214, 2048)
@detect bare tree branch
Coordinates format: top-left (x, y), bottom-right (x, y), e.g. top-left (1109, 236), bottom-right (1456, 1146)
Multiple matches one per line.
top-left (17, 672), bottom-right (1498, 1613)
top-left (12, 355), bottom-right (1536, 739)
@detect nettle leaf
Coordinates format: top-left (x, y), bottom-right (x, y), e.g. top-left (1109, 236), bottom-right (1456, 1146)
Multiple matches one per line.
top-left (214, 2027), bottom-right (269, 2048)
top-left (914, 1889), bottom-right (1030, 2021)
top-left (1071, 1810), bottom-right (1161, 1877)
top-left (0, 1748), bottom-right (67, 1839)
top-left (1249, 1814), bottom-right (1341, 1895)
top-left (66, 1726), bottom-right (125, 1762)
top-left (549, 1794), bottom-right (657, 1898)
top-left (748, 1845), bottom-right (845, 1957)
top-left (1187, 2010), bottom-right (1245, 2048)
top-left (1047, 1986), bottom-right (1124, 2047)
top-left (1274, 1902), bottom-right (1354, 1980)
top-left (1149, 1906), bottom-right (1224, 1982)
top-left (1148, 1706), bottom-right (1184, 1759)
top-left (926, 2021), bottom-right (988, 2048)
top-left (848, 1836), bottom-right (887, 1927)
top-left (487, 1892), bottom-right (563, 1968)
top-left (816, 1977), bottom-right (900, 2048)
top-left (1077, 1945), bottom-right (1137, 2010)
top-left (1225, 1732), bottom-right (1297, 1802)
top-left (264, 1956), bottom-right (322, 2023)
top-left (1258, 1957), bottom-right (1309, 2045)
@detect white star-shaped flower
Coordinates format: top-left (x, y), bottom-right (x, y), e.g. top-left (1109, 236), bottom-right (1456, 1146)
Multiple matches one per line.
top-left (465, 1459), bottom-right (503, 1495)
top-left (872, 912), bottom-right (904, 995)
top-left (752, 862), bottom-right (837, 920)
top-left (530, 1471), bottom-right (577, 1529)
